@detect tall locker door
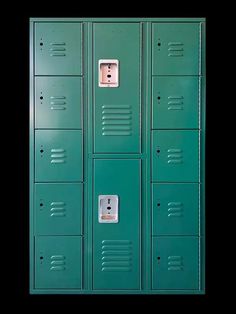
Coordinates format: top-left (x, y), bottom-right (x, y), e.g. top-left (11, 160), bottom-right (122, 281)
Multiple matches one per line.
top-left (152, 23), bottom-right (200, 75)
top-left (93, 23), bottom-right (141, 153)
top-left (93, 160), bottom-right (140, 290)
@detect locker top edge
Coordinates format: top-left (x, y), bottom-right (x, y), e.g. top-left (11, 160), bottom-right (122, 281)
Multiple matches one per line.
top-left (29, 17), bottom-right (206, 23)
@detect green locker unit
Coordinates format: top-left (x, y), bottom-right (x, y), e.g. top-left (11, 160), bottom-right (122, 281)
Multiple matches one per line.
top-left (30, 18), bottom-right (206, 294)
top-left (35, 183), bottom-right (83, 235)
top-left (35, 76), bottom-right (82, 129)
top-left (93, 159), bottom-right (140, 290)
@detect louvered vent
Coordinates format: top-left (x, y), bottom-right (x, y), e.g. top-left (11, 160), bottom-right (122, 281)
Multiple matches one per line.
top-left (101, 105), bottom-right (132, 136)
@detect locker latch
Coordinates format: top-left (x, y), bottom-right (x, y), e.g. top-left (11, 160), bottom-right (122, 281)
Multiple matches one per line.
top-left (98, 195), bottom-right (119, 223)
top-left (99, 60), bottom-right (119, 87)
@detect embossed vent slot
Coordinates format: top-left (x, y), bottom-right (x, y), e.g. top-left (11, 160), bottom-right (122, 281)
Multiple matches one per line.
top-left (102, 105), bottom-right (132, 136)
top-left (50, 96), bottom-right (67, 110)
top-left (50, 255), bottom-right (66, 271)
top-left (168, 42), bottom-right (184, 57)
top-left (167, 95), bottom-right (184, 110)
top-left (167, 148), bottom-right (183, 164)
top-left (167, 255), bottom-right (183, 271)
top-left (50, 201), bottom-right (66, 217)
top-left (50, 42), bottom-right (66, 57)
top-left (50, 148), bottom-right (66, 164)
top-left (167, 202), bottom-right (183, 217)
top-left (101, 240), bottom-right (132, 272)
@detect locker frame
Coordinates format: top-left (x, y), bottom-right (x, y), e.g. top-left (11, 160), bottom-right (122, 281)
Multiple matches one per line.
top-left (30, 17), bottom-right (206, 294)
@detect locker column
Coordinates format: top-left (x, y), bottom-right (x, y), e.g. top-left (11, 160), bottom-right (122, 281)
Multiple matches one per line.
top-left (33, 23), bottom-right (84, 289)
top-left (92, 23), bottom-right (142, 290)
top-left (151, 23), bottom-right (202, 290)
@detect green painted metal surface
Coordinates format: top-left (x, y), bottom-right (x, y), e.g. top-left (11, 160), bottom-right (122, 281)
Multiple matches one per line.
top-left (35, 236), bottom-right (82, 288)
top-left (93, 23), bottom-right (141, 153)
top-left (152, 130), bottom-right (199, 182)
top-left (152, 23), bottom-right (200, 75)
top-left (152, 237), bottom-right (199, 290)
top-left (152, 183), bottom-right (199, 235)
top-left (152, 76), bottom-right (199, 129)
top-left (35, 77), bottom-right (82, 129)
top-left (35, 183), bottom-right (83, 235)
top-left (35, 23), bottom-right (82, 75)
top-left (35, 130), bottom-right (83, 182)
top-left (30, 18), bottom-right (206, 294)
top-left (93, 159), bottom-right (140, 290)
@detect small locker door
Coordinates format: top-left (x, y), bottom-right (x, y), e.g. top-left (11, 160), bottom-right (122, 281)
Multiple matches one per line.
top-left (35, 130), bottom-right (83, 182)
top-left (152, 130), bottom-right (199, 182)
top-left (35, 236), bottom-right (82, 288)
top-left (93, 23), bottom-right (141, 153)
top-left (152, 237), bottom-right (199, 290)
top-left (35, 183), bottom-right (83, 235)
top-left (152, 23), bottom-right (200, 75)
top-left (35, 77), bottom-right (82, 129)
top-left (93, 159), bottom-right (140, 290)
top-left (152, 183), bottom-right (199, 235)
top-left (152, 76), bottom-right (199, 129)
top-left (35, 23), bottom-right (82, 75)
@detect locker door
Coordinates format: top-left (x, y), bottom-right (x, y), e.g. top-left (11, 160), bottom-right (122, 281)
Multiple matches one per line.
top-left (93, 159), bottom-right (140, 290)
top-left (152, 76), bottom-right (199, 129)
top-left (152, 237), bottom-right (199, 290)
top-left (35, 77), bottom-right (82, 129)
top-left (152, 23), bottom-right (200, 75)
top-left (35, 23), bottom-right (82, 75)
top-left (152, 130), bottom-right (199, 182)
top-left (93, 23), bottom-right (141, 153)
top-left (35, 236), bottom-right (82, 288)
top-left (35, 130), bottom-right (82, 182)
top-left (35, 183), bottom-right (83, 235)
top-left (152, 183), bottom-right (199, 235)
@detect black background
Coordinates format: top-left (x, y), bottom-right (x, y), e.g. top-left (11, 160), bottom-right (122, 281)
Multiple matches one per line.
top-left (2, 1), bottom-right (223, 310)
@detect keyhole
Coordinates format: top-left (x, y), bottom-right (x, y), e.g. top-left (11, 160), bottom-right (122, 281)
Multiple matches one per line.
top-left (40, 42), bottom-right (43, 46)
top-left (157, 203), bottom-right (160, 207)
top-left (157, 256), bottom-right (161, 260)
top-left (157, 96), bottom-right (161, 100)
top-left (157, 149), bottom-right (160, 153)
top-left (158, 42), bottom-right (161, 46)
top-left (40, 203), bottom-right (43, 207)
top-left (107, 75), bottom-right (111, 78)
top-left (40, 256), bottom-right (43, 260)
top-left (40, 96), bottom-right (43, 100)
top-left (40, 149), bottom-right (44, 153)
